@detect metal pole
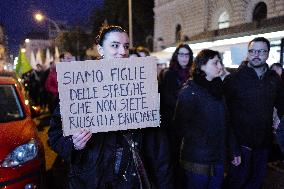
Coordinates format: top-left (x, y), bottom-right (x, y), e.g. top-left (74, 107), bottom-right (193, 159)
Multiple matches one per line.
top-left (46, 17), bottom-right (61, 33)
top-left (128, 0), bottom-right (133, 48)
top-left (281, 38), bottom-right (284, 65)
top-left (76, 29), bottom-right (80, 60)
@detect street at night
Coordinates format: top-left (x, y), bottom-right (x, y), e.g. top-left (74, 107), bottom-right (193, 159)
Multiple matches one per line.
top-left (1, 0), bottom-right (284, 189)
top-left (35, 112), bottom-right (284, 189)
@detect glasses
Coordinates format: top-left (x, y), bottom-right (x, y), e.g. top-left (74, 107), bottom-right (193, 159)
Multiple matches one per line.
top-left (178, 53), bottom-right (190, 57)
top-left (248, 49), bottom-right (268, 56)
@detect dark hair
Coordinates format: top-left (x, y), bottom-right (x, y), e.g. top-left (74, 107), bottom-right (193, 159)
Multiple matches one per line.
top-left (270, 63), bottom-right (282, 70)
top-left (270, 63), bottom-right (284, 80)
top-left (248, 37), bottom-right (270, 52)
top-left (96, 25), bottom-right (127, 46)
top-left (59, 52), bottom-right (71, 60)
top-left (191, 49), bottom-right (221, 77)
top-left (129, 47), bottom-right (138, 56)
top-left (129, 47), bottom-right (139, 56)
top-left (59, 53), bottom-right (65, 60)
top-left (169, 43), bottom-right (193, 69)
top-left (136, 46), bottom-right (150, 56)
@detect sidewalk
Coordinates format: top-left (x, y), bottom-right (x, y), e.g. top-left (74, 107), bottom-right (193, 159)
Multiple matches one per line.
top-left (268, 161), bottom-right (284, 173)
top-left (263, 161), bottom-right (284, 189)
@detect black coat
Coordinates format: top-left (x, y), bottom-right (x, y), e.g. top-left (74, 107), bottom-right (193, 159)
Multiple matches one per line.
top-left (48, 105), bottom-right (173, 189)
top-left (223, 65), bottom-right (284, 149)
top-left (174, 80), bottom-right (227, 164)
top-left (159, 68), bottom-right (186, 130)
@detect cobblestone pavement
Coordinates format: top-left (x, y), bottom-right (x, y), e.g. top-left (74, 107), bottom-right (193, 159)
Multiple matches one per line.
top-left (36, 113), bottom-right (69, 189)
top-left (36, 114), bottom-right (284, 189)
top-left (35, 113), bottom-right (57, 170)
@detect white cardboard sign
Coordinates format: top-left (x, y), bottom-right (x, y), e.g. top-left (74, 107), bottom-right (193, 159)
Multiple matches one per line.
top-left (56, 57), bottom-right (160, 136)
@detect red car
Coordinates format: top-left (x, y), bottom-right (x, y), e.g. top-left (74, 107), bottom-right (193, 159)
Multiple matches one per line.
top-left (0, 76), bottom-right (45, 189)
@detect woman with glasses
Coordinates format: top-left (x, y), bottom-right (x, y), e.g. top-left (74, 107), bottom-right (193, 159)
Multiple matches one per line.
top-left (158, 43), bottom-right (193, 185)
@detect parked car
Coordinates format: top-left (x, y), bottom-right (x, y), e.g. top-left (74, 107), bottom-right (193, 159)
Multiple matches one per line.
top-left (0, 76), bottom-right (45, 189)
top-left (0, 71), bottom-right (42, 118)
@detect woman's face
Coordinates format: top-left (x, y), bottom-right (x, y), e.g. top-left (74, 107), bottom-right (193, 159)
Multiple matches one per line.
top-left (98, 32), bottom-right (129, 59)
top-left (177, 47), bottom-right (190, 69)
top-left (201, 55), bottom-right (223, 81)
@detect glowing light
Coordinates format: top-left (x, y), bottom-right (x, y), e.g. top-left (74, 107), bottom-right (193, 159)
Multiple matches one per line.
top-left (25, 100), bottom-right (29, 105)
top-left (163, 47), bottom-right (176, 53)
top-left (189, 42), bottom-right (214, 50)
top-left (34, 13), bottom-right (44, 22)
top-left (197, 31), bottom-right (284, 50)
top-left (21, 48), bottom-right (26, 53)
top-left (25, 39), bottom-right (30, 43)
top-left (155, 30), bottom-right (284, 67)
top-left (14, 57), bottom-right (18, 66)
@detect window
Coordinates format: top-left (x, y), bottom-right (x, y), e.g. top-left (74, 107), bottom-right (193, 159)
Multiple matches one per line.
top-left (183, 35), bottom-right (189, 42)
top-left (175, 24), bottom-right (182, 43)
top-left (218, 11), bottom-right (230, 29)
top-left (253, 2), bottom-right (267, 22)
top-left (0, 85), bottom-right (24, 122)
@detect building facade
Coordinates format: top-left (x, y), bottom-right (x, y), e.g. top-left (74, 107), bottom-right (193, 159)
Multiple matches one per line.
top-left (154, 0), bottom-right (284, 51)
top-left (24, 32), bottom-right (53, 70)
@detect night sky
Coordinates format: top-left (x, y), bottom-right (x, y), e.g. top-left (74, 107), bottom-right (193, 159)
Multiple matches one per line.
top-left (0, 0), bottom-right (103, 57)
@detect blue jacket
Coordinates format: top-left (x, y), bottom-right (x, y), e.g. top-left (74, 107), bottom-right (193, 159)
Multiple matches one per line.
top-left (276, 116), bottom-right (284, 154)
top-left (174, 80), bottom-right (229, 164)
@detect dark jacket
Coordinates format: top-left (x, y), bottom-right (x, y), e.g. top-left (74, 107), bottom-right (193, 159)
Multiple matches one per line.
top-left (48, 105), bottom-right (173, 189)
top-left (223, 64), bottom-right (284, 149)
top-left (159, 68), bottom-right (187, 130)
top-left (174, 79), bottom-right (227, 164)
top-left (276, 116), bottom-right (284, 154)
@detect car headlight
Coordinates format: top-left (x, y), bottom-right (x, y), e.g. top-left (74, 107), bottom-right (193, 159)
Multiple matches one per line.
top-left (1, 139), bottom-right (38, 167)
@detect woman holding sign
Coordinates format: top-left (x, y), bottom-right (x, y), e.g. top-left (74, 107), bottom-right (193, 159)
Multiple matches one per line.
top-left (48, 25), bottom-right (173, 189)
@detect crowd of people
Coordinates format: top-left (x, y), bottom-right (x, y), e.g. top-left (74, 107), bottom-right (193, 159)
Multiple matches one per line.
top-left (22, 51), bottom-right (77, 114)
top-left (21, 24), bottom-right (284, 189)
top-left (22, 63), bottom-right (49, 109)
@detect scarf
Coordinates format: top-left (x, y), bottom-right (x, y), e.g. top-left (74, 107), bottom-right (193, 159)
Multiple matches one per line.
top-left (193, 74), bottom-right (223, 100)
top-left (171, 63), bottom-right (190, 85)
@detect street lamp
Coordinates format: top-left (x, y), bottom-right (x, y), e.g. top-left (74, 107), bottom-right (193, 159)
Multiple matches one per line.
top-left (34, 13), bottom-right (44, 22)
top-left (34, 12), bottom-right (61, 33)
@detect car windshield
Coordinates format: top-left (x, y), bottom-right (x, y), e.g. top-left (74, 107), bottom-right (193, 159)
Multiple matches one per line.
top-left (0, 85), bottom-right (24, 122)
